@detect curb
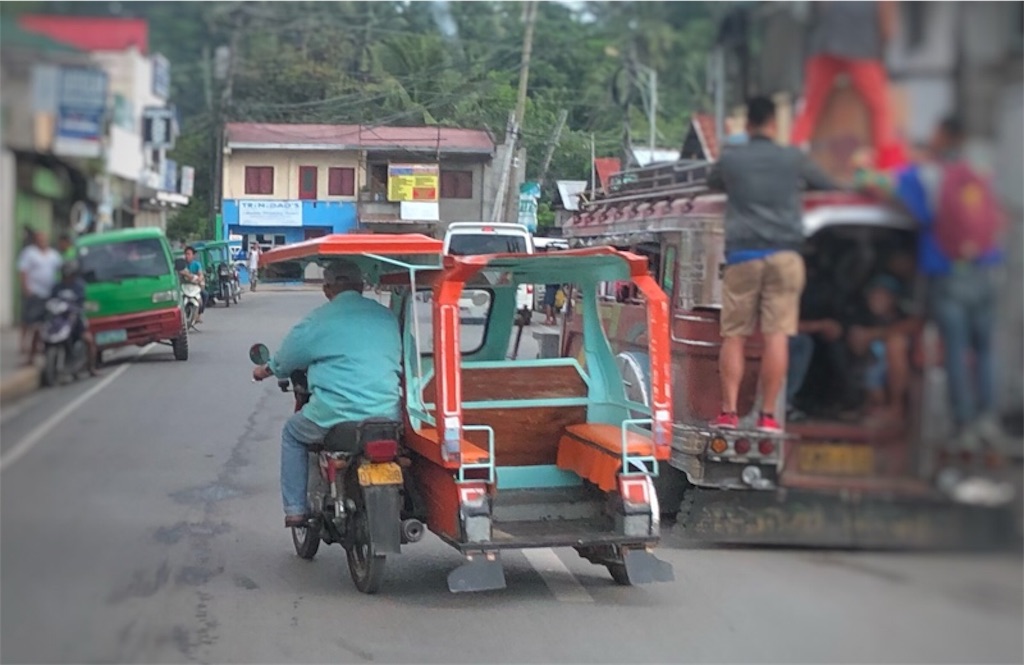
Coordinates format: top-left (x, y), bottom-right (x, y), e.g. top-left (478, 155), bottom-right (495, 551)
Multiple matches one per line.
top-left (0, 366), bottom-right (40, 403)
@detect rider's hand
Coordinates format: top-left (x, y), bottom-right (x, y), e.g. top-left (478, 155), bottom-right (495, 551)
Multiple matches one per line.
top-left (252, 364), bottom-right (273, 382)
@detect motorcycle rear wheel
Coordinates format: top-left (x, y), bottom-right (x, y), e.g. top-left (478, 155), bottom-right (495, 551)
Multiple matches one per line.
top-left (346, 509), bottom-right (386, 594)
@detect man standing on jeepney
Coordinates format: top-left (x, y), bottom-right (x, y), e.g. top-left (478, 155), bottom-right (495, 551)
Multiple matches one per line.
top-left (251, 261), bottom-right (402, 527)
top-left (708, 96), bottom-right (840, 432)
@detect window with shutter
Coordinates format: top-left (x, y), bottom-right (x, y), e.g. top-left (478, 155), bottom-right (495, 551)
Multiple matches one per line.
top-left (441, 170), bottom-right (473, 199)
top-left (328, 167), bottom-right (355, 196)
top-left (245, 166), bottom-right (274, 195)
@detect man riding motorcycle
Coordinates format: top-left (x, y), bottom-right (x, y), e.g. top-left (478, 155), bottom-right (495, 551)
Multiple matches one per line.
top-left (180, 246), bottom-right (207, 322)
top-left (251, 261), bottom-right (402, 527)
top-left (51, 260), bottom-right (100, 376)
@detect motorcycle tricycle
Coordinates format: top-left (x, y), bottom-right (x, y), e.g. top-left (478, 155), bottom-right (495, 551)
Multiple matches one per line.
top-left (256, 233), bottom-right (675, 593)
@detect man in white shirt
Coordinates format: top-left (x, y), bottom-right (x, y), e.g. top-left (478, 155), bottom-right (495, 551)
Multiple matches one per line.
top-left (18, 230), bottom-right (64, 362)
top-left (247, 243), bottom-right (261, 292)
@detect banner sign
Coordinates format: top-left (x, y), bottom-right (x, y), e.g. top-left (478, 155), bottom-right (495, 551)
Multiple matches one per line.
top-left (387, 163), bottom-right (439, 202)
top-left (180, 165), bottom-right (195, 197)
top-left (152, 54), bottom-right (171, 99)
top-left (142, 107), bottom-right (176, 149)
top-left (238, 200), bottom-right (302, 227)
top-left (36, 65), bottom-right (109, 159)
top-left (163, 159), bottom-right (178, 193)
top-left (518, 181), bottom-right (540, 233)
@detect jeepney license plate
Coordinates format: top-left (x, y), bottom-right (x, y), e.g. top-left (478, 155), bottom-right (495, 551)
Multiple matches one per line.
top-left (357, 462), bottom-right (403, 486)
top-left (95, 329), bottom-right (128, 346)
top-left (797, 444), bottom-right (874, 476)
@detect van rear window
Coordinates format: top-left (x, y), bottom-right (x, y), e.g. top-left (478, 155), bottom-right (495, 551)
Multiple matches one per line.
top-left (80, 238), bottom-right (170, 283)
top-left (448, 235), bottom-right (528, 255)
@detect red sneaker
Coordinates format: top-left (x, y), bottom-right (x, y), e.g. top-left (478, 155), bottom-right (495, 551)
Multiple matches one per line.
top-left (710, 412), bottom-right (739, 430)
top-left (757, 413), bottom-right (782, 433)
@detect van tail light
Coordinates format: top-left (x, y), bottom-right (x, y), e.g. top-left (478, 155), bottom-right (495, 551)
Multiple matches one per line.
top-left (709, 437), bottom-right (728, 454)
top-left (734, 438), bottom-right (751, 455)
top-left (364, 439), bottom-right (398, 462)
top-left (758, 440), bottom-right (776, 456)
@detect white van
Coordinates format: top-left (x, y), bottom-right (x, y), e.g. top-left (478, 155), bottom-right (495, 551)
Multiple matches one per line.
top-left (442, 222), bottom-right (535, 317)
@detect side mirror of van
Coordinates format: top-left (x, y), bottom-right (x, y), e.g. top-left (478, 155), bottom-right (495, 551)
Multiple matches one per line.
top-left (174, 258), bottom-right (187, 271)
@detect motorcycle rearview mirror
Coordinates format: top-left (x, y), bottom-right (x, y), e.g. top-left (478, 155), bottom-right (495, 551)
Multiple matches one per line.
top-left (249, 343), bottom-right (270, 366)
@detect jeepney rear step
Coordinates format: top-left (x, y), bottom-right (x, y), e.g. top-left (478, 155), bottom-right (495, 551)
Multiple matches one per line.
top-left (675, 486), bottom-right (1019, 551)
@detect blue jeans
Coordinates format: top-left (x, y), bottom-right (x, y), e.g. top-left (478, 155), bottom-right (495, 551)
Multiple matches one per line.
top-left (281, 411), bottom-right (329, 516)
top-left (787, 334), bottom-right (814, 403)
top-left (928, 266), bottom-right (997, 428)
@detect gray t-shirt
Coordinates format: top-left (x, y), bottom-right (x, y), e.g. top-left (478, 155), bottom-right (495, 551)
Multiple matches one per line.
top-left (808, 1), bottom-right (883, 61)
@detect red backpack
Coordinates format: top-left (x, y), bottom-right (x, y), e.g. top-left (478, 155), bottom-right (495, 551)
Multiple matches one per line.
top-left (933, 161), bottom-right (1004, 261)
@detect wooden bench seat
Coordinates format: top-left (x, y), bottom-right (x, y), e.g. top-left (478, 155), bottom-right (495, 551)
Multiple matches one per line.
top-left (408, 427), bottom-right (491, 469)
top-left (421, 363), bottom-right (588, 467)
top-left (556, 423), bottom-right (666, 492)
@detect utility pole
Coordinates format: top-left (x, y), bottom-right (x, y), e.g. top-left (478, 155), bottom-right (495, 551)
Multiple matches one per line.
top-left (648, 68), bottom-right (657, 154)
top-left (495, 0), bottom-right (538, 225)
top-left (537, 109), bottom-right (568, 186)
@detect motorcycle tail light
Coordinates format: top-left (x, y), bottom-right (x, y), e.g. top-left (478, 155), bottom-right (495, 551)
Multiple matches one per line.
top-left (758, 439), bottom-right (776, 456)
top-left (364, 439), bottom-right (398, 462)
top-left (734, 438), bottom-right (751, 455)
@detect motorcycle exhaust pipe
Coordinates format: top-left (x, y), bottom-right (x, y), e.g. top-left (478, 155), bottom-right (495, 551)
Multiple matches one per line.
top-left (401, 518), bottom-right (425, 544)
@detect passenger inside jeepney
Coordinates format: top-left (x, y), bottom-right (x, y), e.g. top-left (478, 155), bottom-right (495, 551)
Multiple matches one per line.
top-left (787, 234), bottom-right (920, 424)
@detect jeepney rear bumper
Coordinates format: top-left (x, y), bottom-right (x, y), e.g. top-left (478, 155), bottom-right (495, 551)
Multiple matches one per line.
top-left (89, 307), bottom-right (184, 350)
top-left (675, 485), bottom-right (1018, 551)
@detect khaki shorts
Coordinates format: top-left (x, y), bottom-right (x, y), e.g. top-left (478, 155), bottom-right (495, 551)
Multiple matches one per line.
top-left (721, 250), bottom-right (806, 337)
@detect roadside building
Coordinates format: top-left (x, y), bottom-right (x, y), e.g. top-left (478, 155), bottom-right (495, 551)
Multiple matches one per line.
top-left (221, 122), bottom-right (521, 247)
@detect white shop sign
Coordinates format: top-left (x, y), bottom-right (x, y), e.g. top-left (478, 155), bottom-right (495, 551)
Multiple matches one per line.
top-left (238, 200), bottom-right (303, 227)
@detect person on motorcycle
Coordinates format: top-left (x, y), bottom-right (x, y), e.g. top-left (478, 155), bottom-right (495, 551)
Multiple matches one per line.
top-left (251, 260), bottom-right (401, 528)
top-left (50, 260), bottom-right (100, 377)
top-left (180, 246), bottom-right (207, 323)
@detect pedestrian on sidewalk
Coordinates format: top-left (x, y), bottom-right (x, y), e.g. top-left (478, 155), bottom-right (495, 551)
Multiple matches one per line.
top-left (18, 230), bottom-right (63, 365)
top-left (248, 242), bottom-right (261, 292)
top-left (707, 96), bottom-right (840, 433)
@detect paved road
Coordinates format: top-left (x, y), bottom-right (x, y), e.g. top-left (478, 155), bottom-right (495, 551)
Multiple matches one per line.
top-left (2, 290), bottom-right (1021, 664)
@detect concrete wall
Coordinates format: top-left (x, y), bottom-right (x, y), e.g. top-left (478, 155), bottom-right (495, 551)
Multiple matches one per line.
top-left (222, 149), bottom-right (363, 201)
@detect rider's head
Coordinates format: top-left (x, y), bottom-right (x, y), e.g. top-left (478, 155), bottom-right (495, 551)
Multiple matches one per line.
top-left (746, 96), bottom-right (777, 140)
top-left (184, 246), bottom-right (196, 261)
top-left (930, 115), bottom-right (965, 159)
top-left (61, 259), bottom-right (80, 282)
top-left (323, 261), bottom-right (364, 301)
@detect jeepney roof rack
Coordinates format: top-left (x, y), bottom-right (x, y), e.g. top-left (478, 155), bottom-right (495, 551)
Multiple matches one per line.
top-left (580, 160), bottom-right (714, 210)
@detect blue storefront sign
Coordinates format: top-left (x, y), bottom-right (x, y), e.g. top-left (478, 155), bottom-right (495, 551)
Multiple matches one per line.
top-left (47, 66), bottom-right (108, 159)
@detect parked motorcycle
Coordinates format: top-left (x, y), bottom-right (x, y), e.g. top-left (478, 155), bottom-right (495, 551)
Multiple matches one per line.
top-left (217, 262), bottom-right (240, 307)
top-left (249, 343), bottom-right (420, 594)
top-left (40, 292), bottom-right (88, 387)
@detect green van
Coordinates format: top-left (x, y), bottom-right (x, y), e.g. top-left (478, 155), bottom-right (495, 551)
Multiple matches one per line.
top-left (77, 228), bottom-right (189, 362)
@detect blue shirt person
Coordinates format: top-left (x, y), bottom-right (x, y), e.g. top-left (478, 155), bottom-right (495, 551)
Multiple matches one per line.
top-left (182, 246), bottom-right (208, 318)
top-left (252, 260), bottom-right (402, 526)
top-left (888, 116), bottom-right (1005, 447)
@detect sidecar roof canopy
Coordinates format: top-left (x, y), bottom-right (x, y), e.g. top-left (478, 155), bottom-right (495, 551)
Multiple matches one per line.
top-left (445, 246), bottom-right (649, 287)
top-left (260, 233), bottom-right (445, 282)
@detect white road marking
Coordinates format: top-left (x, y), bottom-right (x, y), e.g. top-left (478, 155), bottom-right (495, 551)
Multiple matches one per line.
top-left (522, 548), bottom-right (594, 603)
top-left (0, 344), bottom-right (154, 473)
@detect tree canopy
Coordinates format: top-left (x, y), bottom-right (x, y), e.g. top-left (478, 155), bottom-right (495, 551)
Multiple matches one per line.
top-left (7, 1), bottom-right (721, 236)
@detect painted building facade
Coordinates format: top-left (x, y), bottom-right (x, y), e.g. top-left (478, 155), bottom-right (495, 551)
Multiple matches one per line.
top-left (221, 123), bottom-right (517, 248)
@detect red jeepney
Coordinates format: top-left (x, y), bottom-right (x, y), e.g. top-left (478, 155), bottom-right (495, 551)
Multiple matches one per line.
top-left (561, 160), bottom-right (1015, 549)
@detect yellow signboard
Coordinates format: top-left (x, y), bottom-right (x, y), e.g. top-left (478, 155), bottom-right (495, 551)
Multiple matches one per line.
top-left (388, 163), bottom-right (439, 202)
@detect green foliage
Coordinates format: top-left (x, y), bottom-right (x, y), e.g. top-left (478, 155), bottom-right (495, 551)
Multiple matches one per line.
top-left (28, 1), bottom-right (721, 211)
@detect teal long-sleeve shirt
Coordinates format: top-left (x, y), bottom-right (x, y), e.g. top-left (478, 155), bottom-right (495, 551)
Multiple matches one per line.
top-left (269, 291), bottom-right (402, 427)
